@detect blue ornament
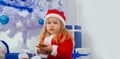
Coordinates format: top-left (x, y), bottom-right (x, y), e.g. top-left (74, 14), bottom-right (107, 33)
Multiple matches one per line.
top-left (38, 19), bottom-right (44, 25)
top-left (21, 0), bottom-right (27, 2)
top-left (10, 0), bottom-right (14, 1)
top-left (0, 15), bottom-right (9, 25)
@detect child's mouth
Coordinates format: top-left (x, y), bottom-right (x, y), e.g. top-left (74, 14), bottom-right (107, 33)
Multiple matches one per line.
top-left (50, 29), bottom-right (54, 30)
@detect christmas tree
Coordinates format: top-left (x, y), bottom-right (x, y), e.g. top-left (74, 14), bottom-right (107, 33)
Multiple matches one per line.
top-left (0, 0), bottom-right (63, 52)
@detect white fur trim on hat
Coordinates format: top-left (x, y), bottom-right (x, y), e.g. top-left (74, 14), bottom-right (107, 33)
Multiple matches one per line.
top-left (45, 14), bottom-right (65, 26)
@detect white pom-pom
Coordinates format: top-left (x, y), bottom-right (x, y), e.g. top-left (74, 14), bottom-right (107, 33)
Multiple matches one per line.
top-left (18, 53), bottom-right (29, 59)
top-left (31, 56), bottom-right (41, 59)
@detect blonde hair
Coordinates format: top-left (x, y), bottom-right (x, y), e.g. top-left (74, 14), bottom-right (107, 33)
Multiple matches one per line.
top-left (39, 18), bottom-right (74, 44)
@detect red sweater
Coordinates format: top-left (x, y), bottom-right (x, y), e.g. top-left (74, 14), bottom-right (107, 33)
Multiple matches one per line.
top-left (42, 34), bottom-right (73, 59)
top-left (48, 38), bottom-right (73, 59)
top-left (48, 34), bottom-right (73, 59)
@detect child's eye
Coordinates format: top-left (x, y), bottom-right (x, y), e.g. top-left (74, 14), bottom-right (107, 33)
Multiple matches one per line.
top-left (54, 22), bottom-right (57, 24)
top-left (47, 22), bottom-right (51, 24)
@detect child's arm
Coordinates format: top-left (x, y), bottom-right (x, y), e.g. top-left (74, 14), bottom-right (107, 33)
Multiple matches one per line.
top-left (49, 38), bottom-right (74, 58)
top-left (36, 44), bottom-right (51, 55)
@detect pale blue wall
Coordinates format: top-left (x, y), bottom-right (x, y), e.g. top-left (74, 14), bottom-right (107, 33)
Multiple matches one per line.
top-left (76, 0), bottom-right (120, 59)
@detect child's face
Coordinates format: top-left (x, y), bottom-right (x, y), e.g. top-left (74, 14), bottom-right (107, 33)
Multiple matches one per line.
top-left (45, 17), bottom-right (62, 35)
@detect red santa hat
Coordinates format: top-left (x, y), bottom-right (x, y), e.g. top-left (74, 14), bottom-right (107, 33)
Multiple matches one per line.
top-left (45, 9), bottom-right (66, 25)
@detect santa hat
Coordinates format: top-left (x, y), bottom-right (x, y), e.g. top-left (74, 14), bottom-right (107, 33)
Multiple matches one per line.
top-left (45, 9), bottom-right (66, 25)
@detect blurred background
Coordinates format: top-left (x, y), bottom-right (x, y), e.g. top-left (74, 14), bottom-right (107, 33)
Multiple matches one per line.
top-left (0, 0), bottom-right (120, 59)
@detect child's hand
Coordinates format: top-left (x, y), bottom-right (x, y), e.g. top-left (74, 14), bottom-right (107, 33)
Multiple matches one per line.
top-left (36, 44), bottom-right (48, 54)
top-left (36, 48), bottom-right (41, 54)
top-left (40, 45), bottom-right (52, 55)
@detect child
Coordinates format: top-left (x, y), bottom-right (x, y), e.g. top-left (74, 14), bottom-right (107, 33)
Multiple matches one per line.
top-left (36, 9), bottom-right (74, 59)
